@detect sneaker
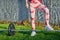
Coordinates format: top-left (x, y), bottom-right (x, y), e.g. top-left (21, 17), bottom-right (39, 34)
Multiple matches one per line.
top-left (45, 25), bottom-right (54, 31)
top-left (31, 31), bottom-right (36, 36)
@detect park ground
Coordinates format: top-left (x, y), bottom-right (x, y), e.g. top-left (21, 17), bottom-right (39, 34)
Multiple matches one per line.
top-left (0, 24), bottom-right (60, 40)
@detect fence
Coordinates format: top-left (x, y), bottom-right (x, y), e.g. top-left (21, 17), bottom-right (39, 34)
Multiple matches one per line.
top-left (38, 0), bottom-right (60, 26)
top-left (0, 0), bottom-right (60, 25)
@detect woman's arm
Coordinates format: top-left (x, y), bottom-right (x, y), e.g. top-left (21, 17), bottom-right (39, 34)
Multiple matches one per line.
top-left (26, 0), bottom-right (29, 8)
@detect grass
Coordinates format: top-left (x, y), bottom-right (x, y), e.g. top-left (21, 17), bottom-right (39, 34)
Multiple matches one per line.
top-left (0, 31), bottom-right (60, 40)
top-left (0, 24), bottom-right (60, 40)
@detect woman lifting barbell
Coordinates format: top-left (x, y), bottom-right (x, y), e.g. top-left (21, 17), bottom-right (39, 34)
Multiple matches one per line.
top-left (26, 0), bottom-right (54, 36)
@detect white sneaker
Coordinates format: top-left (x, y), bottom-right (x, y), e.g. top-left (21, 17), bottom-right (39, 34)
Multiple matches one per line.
top-left (45, 25), bottom-right (54, 31)
top-left (31, 31), bottom-right (36, 36)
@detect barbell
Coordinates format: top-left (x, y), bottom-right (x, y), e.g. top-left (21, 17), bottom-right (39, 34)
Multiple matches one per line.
top-left (8, 23), bottom-right (15, 36)
top-left (0, 23), bottom-right (60, 36)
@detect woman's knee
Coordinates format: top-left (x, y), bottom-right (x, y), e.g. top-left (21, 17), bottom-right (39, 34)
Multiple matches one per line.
top-left (42, 5), bottom-right (49, 13)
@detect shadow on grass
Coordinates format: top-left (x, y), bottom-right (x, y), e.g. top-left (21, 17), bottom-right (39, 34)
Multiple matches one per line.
top-left (0, 31), bottom-right (60, 40)
top-left (17, 31), bottom-right (31, 35)
top-left (0, 31), bottom-right (8, 36)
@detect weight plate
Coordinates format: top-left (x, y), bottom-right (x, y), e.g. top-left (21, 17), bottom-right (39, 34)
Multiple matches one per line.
top-left (8, 23), bottom-right (15, 36)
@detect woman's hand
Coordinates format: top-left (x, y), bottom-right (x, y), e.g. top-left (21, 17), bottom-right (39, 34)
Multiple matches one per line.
top-left (26, 3), bottom-right (29, 8)
top-left (26, 0), bottom-right (29, 8)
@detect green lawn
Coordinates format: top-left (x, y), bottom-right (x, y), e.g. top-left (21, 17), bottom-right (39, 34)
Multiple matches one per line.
top-left (0, 24), bottom-right (60, 40)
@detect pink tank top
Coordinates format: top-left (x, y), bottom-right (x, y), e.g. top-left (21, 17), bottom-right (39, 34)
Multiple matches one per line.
top-left (29, 0), bottom-right (42, 3)
top-left (39, 0), bottom-right (42, 3)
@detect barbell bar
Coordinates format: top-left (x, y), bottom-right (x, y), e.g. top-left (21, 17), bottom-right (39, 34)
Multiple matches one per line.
top-left (0, 23), bottom-right (60, 36)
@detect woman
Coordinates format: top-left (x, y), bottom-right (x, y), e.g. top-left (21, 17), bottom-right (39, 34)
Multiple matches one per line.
top-left (26, 0), bottom-right (54, 36)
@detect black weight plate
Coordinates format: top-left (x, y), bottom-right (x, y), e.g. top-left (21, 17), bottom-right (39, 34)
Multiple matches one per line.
top-left (8, 23), bottom-right (15, 36)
